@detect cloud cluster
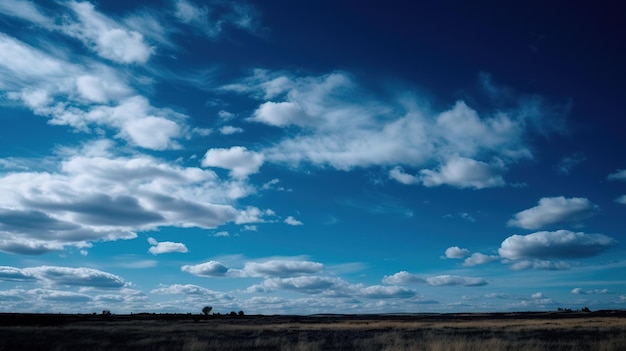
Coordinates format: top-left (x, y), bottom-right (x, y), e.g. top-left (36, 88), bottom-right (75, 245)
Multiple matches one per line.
top-left (508, 197), bottom-right (598, 229)
top-left (220, 69), bottom-right (562, 189)
top-left (443, 247), bottom-right (498, 267)
top-left (0, 0), bottom-right (262, 152)
top-left (180, 259), bottom-right (421, 300)
top-left (0, 141), bottom-right (268, 254)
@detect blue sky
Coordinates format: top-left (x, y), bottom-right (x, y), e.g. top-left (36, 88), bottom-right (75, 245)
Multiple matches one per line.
top-left (0, 0), bottom-right (624, 314)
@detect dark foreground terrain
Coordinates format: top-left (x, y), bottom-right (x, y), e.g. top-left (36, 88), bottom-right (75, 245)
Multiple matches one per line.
top-left (1, 311), bottom-right (625, 350)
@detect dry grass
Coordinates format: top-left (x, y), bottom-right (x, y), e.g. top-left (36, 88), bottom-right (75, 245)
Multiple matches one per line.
top-left (0, 312), bottom-right (624, 350)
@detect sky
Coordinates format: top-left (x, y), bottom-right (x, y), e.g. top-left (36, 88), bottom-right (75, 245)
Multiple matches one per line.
top-left (0, 0), bottom-right (624, 315)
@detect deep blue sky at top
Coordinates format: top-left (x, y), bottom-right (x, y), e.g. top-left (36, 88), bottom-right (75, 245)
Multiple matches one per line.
top-left (0, 0), bottom-right (624, 314)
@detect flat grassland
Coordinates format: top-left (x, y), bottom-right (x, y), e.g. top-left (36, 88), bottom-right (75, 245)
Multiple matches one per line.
top-left (0, 311), bottom-right (625, 350)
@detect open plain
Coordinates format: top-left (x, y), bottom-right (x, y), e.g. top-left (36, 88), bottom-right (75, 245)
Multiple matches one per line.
top-left (0, 311), bottom-right (625, 350)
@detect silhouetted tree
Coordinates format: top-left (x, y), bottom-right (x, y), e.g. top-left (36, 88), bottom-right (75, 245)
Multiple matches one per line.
top-left (229, 311), bottom-right (237, 317)
top-left (238, 310), bottom-right (244, 316)
top-left (582, 307), bottom-right (591, 312)
top-left (202, 306), bottom-right (213, 315)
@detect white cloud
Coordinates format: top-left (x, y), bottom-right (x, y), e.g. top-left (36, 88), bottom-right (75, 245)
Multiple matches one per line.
top-left (62, 1), bottom-right (153, 64)
top-left (122, 114), bottom-right (183, 150)
top-left (225, 70), bottom-right (554, 179)
top-left (616, 195), bottom-right (626, 204)
top-left (147, 237), bottom-right (188, 255)
top-left (1, 33), bottom-right (187, 151)
top-left (571, 288), bottom-right (608, 295)
top-left (508, 196), bottom-right (598, 230)
top-left (242, 260), bottom-right (323, 277)
top-left (284, 216), bottom-right (303, 226)
top-left (252, 101), bottom-right (311, 127)
top-left (0, 0), bottom-right (51, 26)
top-left (360, 285), bottom-right (415, 299)
top-left (173, 0), bottom-right (260, 38)
top-left (510, 260), bottom-right (571, 271)
top-left (499, 230), bottom-right (616, 260)
top-left (420, 157), bottom-right (505, 189)
top-left (463, 253), bottom-right (499, 266)
top-left (151, 284), bottom-right (224, 297)
top-left (426, 275), bottom-right (487, 287)
top-left (75, 74), bottom-right (133, 103)
top-left (382, 271), bottom-right (425, 285)
top-left (0, 266), bottom-right (125, 288)
top-left (0, 144), bottom-right (265, 253)
top-left (444, 246), bottom-right (470, 259)
top-left (202, 146), bottom-right (264, 179)
top-left (608, 169), bottom-right (626, 181)
top-left (531, 292), bottom-right (543, 299)
top-left (181, 261), bottom-right (230, 277)
top-left (219, 126), bottom-right (244, 135)
top-left (0, 33), bottom-right (67, 82)
top-left (248, 276), bottom-right (350, 295)
top-left (389, 167), bottom-right (420, 185)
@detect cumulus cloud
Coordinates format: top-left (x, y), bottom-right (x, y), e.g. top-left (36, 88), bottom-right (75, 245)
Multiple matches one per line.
top-left (426, 275), bottom-right (487, 287)
top-left (508, 196), bottom-right (598, 230)
top-left (284, 216), bottom-right (303, 226)
top-left (389, 167), bottom-right (420, 185)
top-left (147, 237), bottom-right (188, 255)
top-left (242, 260), bottom-right (323, 277)
top-left (182, 259), bottom-right (324, 278)
top-left (360, 285), bottom-right (415, 299)
top-left (498, 230), bottom-right (616, 260)
top-left (616, 195), bottom-right (626, 205)
top-left (181, 261), bottom-right (230, 277)
top-left (531, 292), bottom-right (544, 299)
top-left (382, 271), bottom-right (425, 285)
top-left (0, 266), bottom-right (36, 282)
top-left (222, 70), bottom-right (558, 182)
top-left (608, 169), bottom-right (626, 181)
top-left (202, 146), bottom-right (264, 178)
top-left (391, 158), bottom-right (506, 189)
top-left (420, 157), bottom-right (505, 189)
top-left (0, 266), bottom-right (125, 288)
top-left (463, 253), bottom-right (499, 266)
top-left (444, 246), bottom-right (470, 259)
top-left (247, 276), bottom-right (350, 295)
top-left (1, 32), bottom-right (188, 151)
top-left (62, 1), bottom-right (153, 64)
top-left (0, 143), bottom-right (270, 254)
top-left (151, 284), bottom-right (226, 298)
top-left (219, 126), bottom-right (244, 135)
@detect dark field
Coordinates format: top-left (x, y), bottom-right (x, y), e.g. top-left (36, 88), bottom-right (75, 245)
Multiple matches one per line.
top-left (1, 311), bottom-right (625, 350)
